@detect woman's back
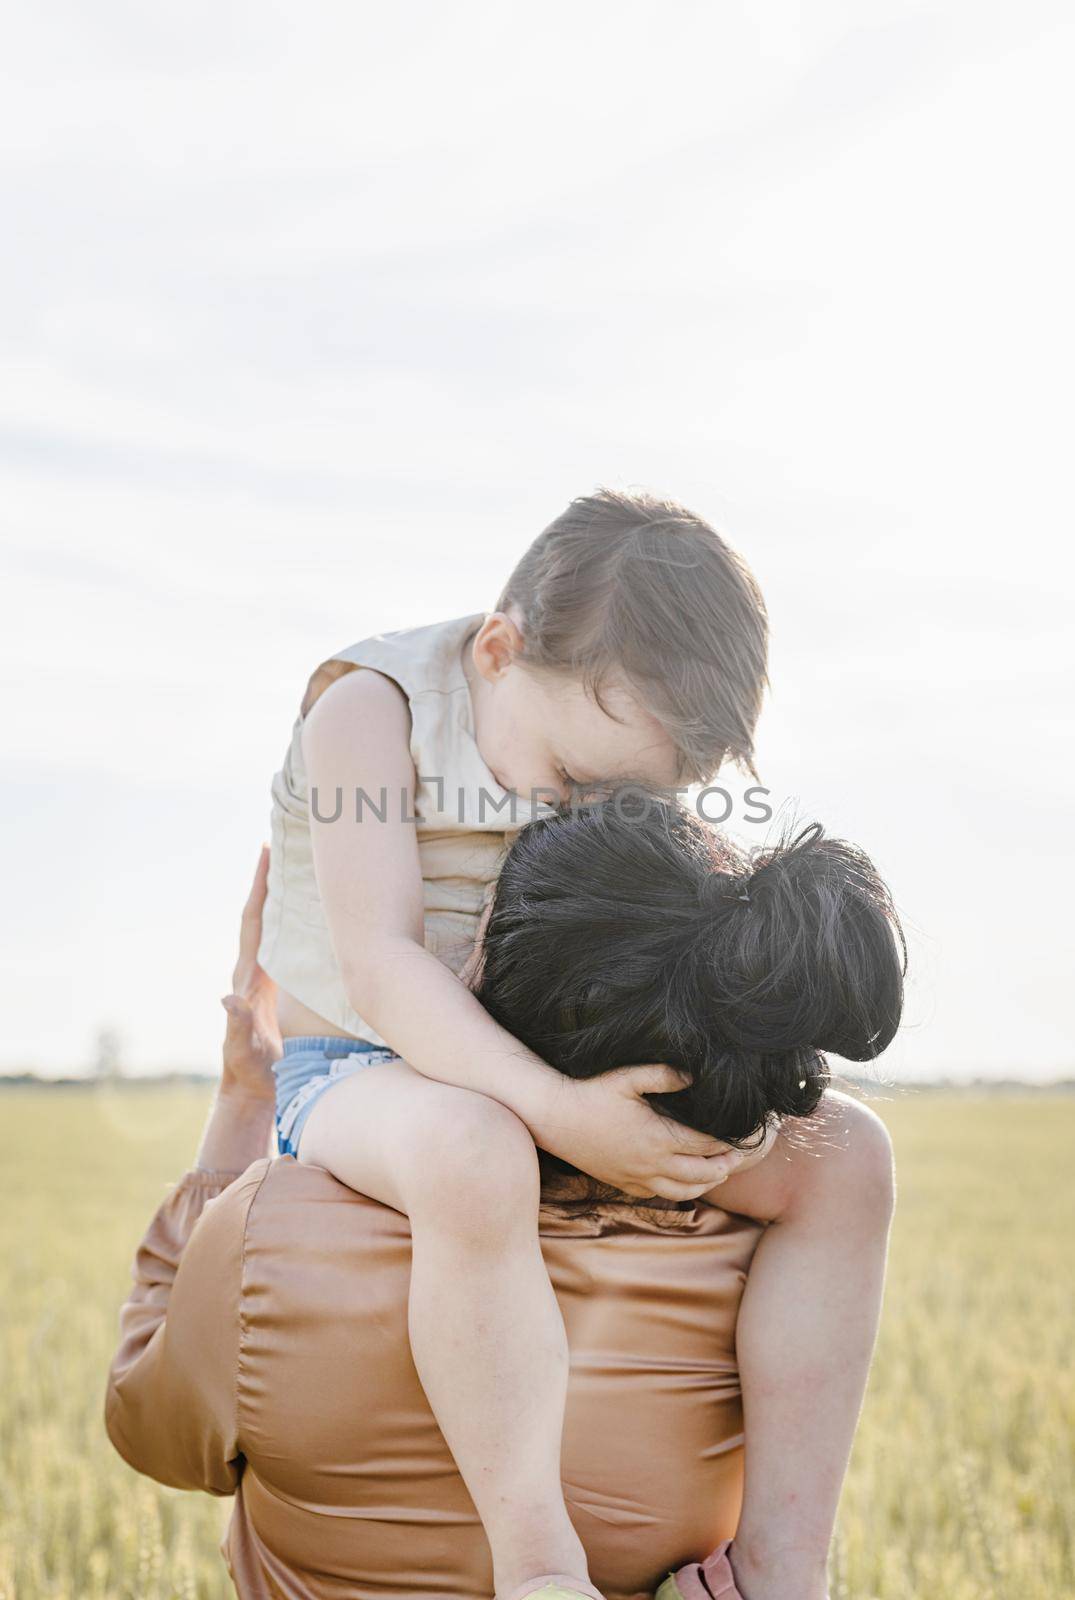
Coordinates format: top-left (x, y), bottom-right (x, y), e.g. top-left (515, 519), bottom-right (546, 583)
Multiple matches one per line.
top-left (215, 1159), bottom-right (762, 1600)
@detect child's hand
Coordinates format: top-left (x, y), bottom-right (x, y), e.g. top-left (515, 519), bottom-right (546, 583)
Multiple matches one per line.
top-left (533, 1065), bottom-right (769, 1200)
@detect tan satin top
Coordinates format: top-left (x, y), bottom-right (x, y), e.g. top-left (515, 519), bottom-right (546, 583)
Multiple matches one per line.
top-left (105, 1158), bottom-right (763, 1600)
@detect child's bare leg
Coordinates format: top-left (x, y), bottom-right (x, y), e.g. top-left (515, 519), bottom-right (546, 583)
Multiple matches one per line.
top-left (300, 1061), bottom-right (592, 1598)
top-left (713, 1093), bottom-right (896, 1600)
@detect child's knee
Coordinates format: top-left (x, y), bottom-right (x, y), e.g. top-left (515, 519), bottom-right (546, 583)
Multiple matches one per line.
top-left (406, 1087), bottom-right (540, 1228)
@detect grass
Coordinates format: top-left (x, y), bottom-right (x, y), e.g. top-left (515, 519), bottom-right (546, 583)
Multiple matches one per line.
top-left (0, 1086), bottom-right (1072, 1599)
top-left (834, 1093), bottom-right (1075, 1600)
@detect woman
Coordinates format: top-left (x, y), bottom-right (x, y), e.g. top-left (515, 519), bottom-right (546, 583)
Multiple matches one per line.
top-left (106, 797), bottom-right (901, 1600)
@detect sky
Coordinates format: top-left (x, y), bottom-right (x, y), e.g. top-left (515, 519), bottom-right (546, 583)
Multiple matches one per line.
top-left (2, 0), bottom-right (1073, 1081)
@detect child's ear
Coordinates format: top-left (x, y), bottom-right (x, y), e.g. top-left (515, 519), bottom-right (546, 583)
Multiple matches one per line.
top-left (471, 612), bottom-right (525, 681)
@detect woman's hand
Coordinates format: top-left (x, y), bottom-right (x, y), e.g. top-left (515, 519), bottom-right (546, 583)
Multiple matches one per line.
top-left (219, 846), bottom-right (282, 1101)
top-left (533, 1065), bottom-right (774, 1201)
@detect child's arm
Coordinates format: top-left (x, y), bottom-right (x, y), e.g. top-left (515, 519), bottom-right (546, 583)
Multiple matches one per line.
top-left (303, 667), bottom-right (740, 1199)
top-left (702, 1092), bottom-right (896, 1600)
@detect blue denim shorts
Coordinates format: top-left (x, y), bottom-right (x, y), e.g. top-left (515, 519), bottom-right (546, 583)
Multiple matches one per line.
top-left (273, 1036), bottom-right (399, 1158)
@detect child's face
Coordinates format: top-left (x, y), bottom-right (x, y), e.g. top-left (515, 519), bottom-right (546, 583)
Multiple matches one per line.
top-left (467, 614), bottom-right (682, 804)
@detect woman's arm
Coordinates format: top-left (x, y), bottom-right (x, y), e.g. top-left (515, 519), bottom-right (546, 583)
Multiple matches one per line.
top-left (702, 1094), bottom-right (895, 1600)
top-left (104, 1161), bottom-right (263, 1492)
top-left (196, 847), bottom-right (281, 1170)
top-left (304, 669), bottom-right (741, 1200)
top-left (105, 855), bottom-right (282, 1491)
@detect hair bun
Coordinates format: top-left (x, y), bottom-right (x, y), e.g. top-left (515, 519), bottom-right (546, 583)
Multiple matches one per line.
top-left (698, 871), bottom-right (751, 911)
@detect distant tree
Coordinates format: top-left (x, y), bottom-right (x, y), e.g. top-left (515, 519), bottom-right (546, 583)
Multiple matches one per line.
top-left (92, 1025), bottom-right (125, 1080)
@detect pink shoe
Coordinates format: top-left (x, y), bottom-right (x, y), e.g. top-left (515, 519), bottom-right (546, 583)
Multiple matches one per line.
top-left (654, 1542), bottom-right (744, 1600)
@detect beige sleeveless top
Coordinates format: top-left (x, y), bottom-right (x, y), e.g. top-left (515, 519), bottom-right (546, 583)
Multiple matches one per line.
top-left (257, 614), bottom-right (546, 1044)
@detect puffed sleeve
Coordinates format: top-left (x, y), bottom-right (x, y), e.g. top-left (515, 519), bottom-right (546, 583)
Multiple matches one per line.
top-left (105, 1161), bottom-right (270, 1495)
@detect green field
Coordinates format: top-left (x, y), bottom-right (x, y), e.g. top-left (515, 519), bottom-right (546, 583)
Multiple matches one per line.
top-left (1, 1087), bottom-right (1072, 1600)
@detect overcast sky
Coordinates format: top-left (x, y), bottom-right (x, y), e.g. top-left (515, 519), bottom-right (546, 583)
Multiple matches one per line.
top-left (2, 0), bottom-right (1073, 1080)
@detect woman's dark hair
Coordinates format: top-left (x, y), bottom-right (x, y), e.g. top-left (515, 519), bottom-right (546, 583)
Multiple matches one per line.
top-left (473, 793), bottom-right (905, 1150)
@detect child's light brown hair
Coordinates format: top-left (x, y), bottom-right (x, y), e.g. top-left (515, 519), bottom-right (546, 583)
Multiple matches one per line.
top-left (498, 488), bottom-right (769, 781)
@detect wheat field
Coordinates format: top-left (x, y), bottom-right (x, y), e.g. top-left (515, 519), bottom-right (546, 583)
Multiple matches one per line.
top-left (1, 1086), bottom-right (1071, 1600)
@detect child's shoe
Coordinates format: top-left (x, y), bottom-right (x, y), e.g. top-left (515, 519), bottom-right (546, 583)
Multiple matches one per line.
top-left (498, 1578), bottom-right (605, 1600)
top-left (654, 1541), bottom-right (744, 1600)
